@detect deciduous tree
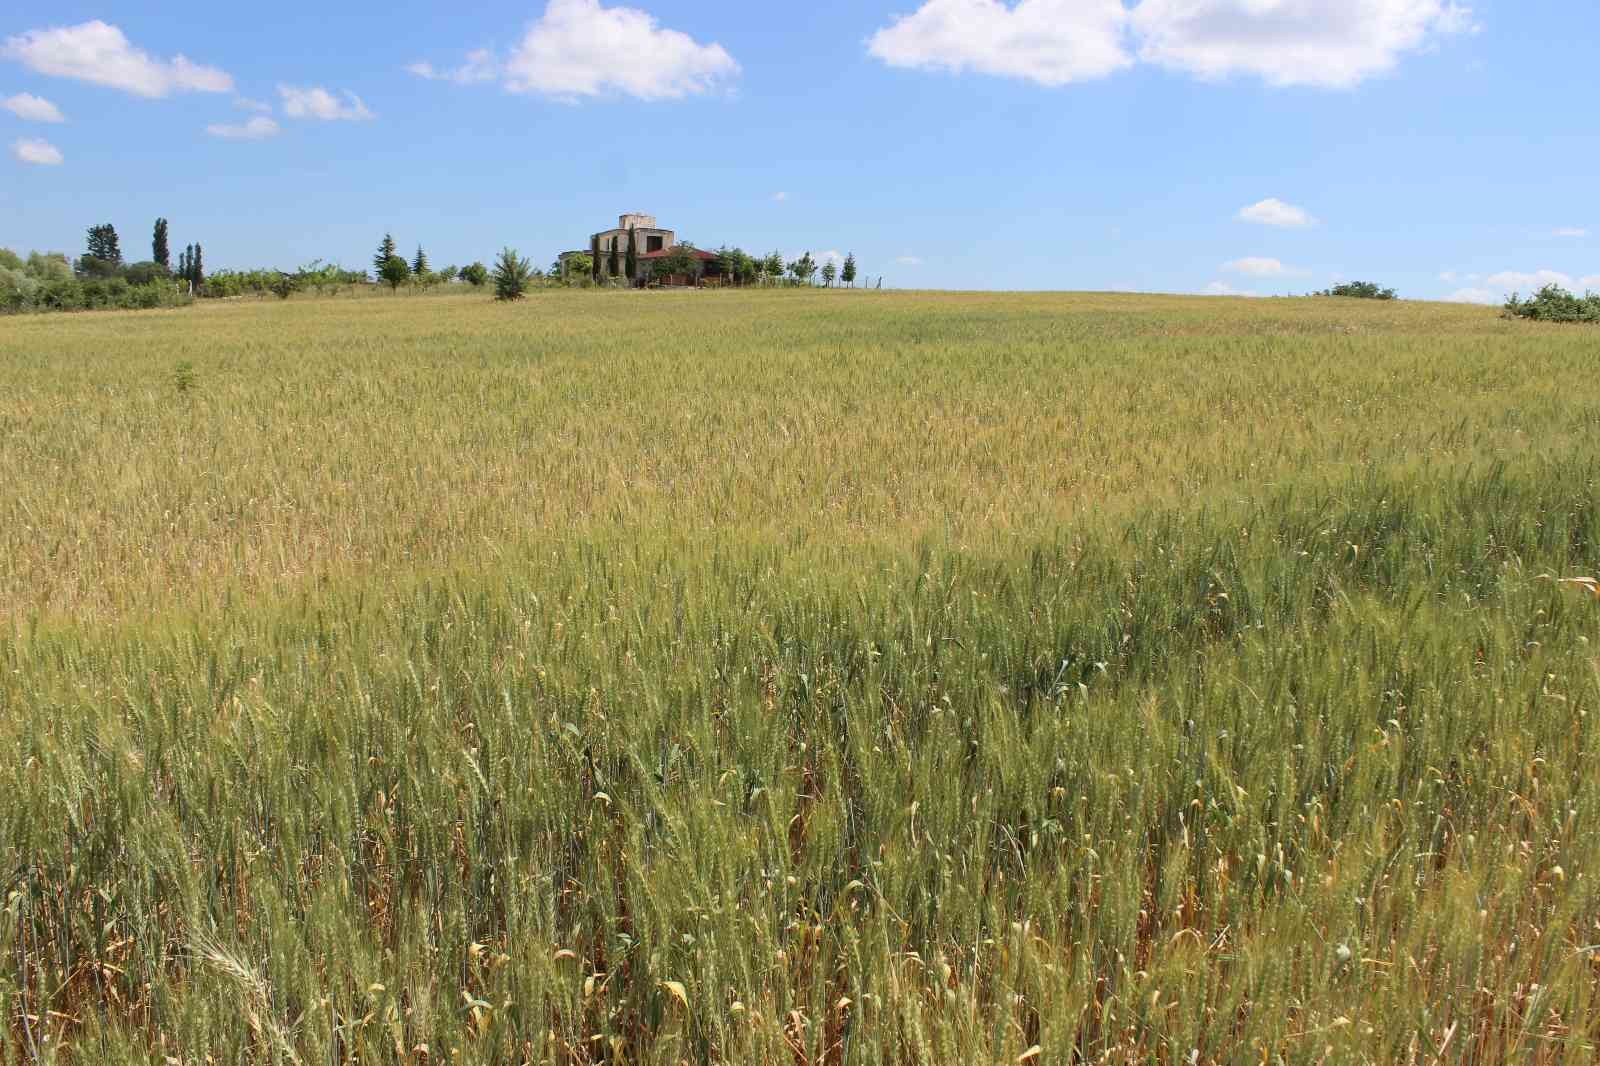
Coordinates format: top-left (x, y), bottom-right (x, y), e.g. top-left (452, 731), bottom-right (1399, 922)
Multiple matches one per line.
top-left (379, 255), bottom-right (410, 292)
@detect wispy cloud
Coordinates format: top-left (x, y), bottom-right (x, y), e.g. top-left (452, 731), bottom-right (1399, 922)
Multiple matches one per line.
top-left (1223, 256), bottom-right (1297, 277)
top-left (867, 0), bottom-right (1474, 90)
top-left (2, 20), bottom-right (231, 98)
top-left (2, 91), bottom-right (65, 122)
top-left (206, 115), bottom-right (280, 140)
top-left (278, 85), bottom-right (374, 121)
top-left (895, 255), bottom-right (923, 266)
top-left (1236, 198), bottom-right (1315, 228)
top-left (406, 49), bottom-right (497, 84)
top-left (11, 136), bottom-right (63, 165)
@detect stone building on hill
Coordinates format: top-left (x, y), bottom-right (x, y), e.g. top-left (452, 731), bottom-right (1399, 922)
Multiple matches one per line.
top-left (560, 212), bottom-right (727, 287)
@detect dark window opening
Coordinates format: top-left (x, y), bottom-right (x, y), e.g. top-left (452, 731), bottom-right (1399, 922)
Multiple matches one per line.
top-left (647, 235), bottom-right (665, 253)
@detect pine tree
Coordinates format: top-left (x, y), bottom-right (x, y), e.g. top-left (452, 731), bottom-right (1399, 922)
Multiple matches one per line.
top-left (412, 246), bottom-right (429, 276)
top-left (374, 234), bottom-right (399, 275)
top-left (607, 236), bottom-right (620, 278)
top-left (153, 219), bottom-right (170, 270)
top-left (85, 224), bottom-right (123, 264)
top-left (492, 247), bottom-right (533, 301)
top-left (841, 253), bottom-right (857, 288)
top-left (625, 227), bottom-right (638, 284)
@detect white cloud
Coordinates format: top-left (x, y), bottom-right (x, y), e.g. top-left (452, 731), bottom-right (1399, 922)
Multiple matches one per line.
top-left (1439, 271), bottom-right (1458, 283)
top-left (1205, 280), bottom-right (1262, 297)
top-left (1223, 256), bottom-right (1294, 277)
top-left (11, 136), bottom-right (63, 165)
top-left (1583, 276), bottom-right (1600, 291)
top-left (868, 0), bottom-right (1472, 89)
top-left (502, 0), bottom-right (738, 100)
top-left (2, 20), bottom-right (232, 98)
top-left (868, 0), bottom-right (1132, 86)
top-left (236, 96), bottom-right (272, 113)
top-left (1132, 0), bottom-right (1475, 88)
top-left (1485, 269), bottom-right (1575, 293)
top-left (1237, 197), bottom-right (1314, 227)
top-left (896, 255), bottom-right (924, 266)
top-left (206, 115), bottom-right (280, 140)
top-left (278, 85), bottom-right (374, 121)
top-left (1447, 287), bottom-right (1497, 304)
top-left (1554, 228), bottom-right (1589, 238)
top-left (816, 250), bottom-right (845, 267)
top-left (772, 191), bottom-right (788, 202)
top-left (406, 49), bottom-right (497, 84)
top-left (2, 92), bottom-right (64, 122)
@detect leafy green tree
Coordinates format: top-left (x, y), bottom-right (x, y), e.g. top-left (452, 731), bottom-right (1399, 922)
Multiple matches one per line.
top-left (625, 227), bottom-right (638, 284)
top-left (493, 247), bottom-right (533, 301)
top-left (379, 255), bottom-right (410, 292)
top-left (374, 234), bottom-right (399, 275)
top-left (152, 219), bottom-right (170, 270)
top-left (788, 252), bottom-right (817, 285)
top-left (1503, 284), bottom-right (1600, 323)
top-left (412, 246), bottom-right (429, 277)
top-left (436, 265), bottom-right (458, 284)
top-left (563, 253), bottom-right (593, 283)
top-left (123, 262), bottom-right (168, 286)
top-left (461, 262), bottom-right (489, 287)
top-left (762, 251), bottom-right (785, 283)
top-left (841, 253), bottom-right (856, 287)
top-left (269, 272), bottom-right (299, 300)
top-left (650, 243), bottom-right (700, 283)
top-left (821, 261), bottom-right (837, 287)
top-left (1315, 281), bottom-right (1397, 300)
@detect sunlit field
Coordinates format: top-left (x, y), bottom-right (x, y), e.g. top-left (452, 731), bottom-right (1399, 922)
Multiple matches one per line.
top-left (3, 289), bottom-right (1598, 1063)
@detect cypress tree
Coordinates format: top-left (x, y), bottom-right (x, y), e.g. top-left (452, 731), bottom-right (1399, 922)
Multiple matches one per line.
top-left (192, 244), bottom-right (205, 291)
top-left (607, 236), bottom-right (620, 278)
top-left (412, 246), bottom-right (429, 276)
top-left (625, 227), bottom-right (637, 284)
top-left (153, 219), bottom-right (170, 270)
top-left (590, 236), bottom-right (601, 282)
top-left (375, 234), bottom-right (399, 275)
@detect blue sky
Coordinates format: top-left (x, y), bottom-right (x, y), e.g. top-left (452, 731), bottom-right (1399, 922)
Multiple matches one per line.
top-left (2, 0), bottom-right (1595, 299)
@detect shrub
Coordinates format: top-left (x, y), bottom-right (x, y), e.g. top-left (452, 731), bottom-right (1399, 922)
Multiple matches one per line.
top-left (1315, 281), bottom-right (1397, 300)
top-left (379, 256), bottom-right (411, 293)
top-left (1503, 285), bottom-right (1600, 324)
top-left (492, 248), bottom-right (532, 301)
top-left (461, 262), bottom-right (489, 287)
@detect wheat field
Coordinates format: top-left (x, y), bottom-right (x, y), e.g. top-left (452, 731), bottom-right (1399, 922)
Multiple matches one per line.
top-left (2, 289), bottom-right (1598, 1063)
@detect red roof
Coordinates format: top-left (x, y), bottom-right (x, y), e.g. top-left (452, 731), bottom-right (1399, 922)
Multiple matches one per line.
top-left (637, 247), bottom-right (719, 261)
